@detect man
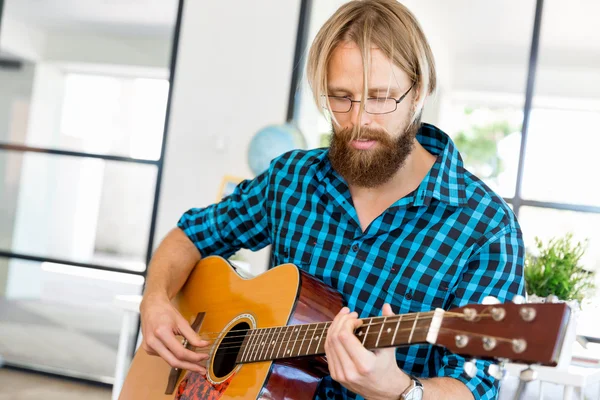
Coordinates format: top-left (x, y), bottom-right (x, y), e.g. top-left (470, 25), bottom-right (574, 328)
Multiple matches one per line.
top-left (140, 1), bottom-right (524, 399)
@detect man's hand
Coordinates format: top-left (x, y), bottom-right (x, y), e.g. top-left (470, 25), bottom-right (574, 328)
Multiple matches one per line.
top-left (140, 292), bottom-right (211, 374)
top-left (325, 304), bottom-right (411, 399)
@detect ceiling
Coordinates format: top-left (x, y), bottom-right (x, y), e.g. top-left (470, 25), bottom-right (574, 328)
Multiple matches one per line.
top-left (310, 0), bottom-right (600, 67)
top-left (2, 0), bottom-right (178, 37)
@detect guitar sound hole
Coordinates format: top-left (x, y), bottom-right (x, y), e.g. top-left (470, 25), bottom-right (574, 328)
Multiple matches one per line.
top-left (213, 321), bottom-right (250, 378)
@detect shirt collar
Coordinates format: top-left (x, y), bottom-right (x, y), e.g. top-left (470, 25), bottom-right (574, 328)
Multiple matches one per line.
top-left (413, 123), bottom-right (468, 207)
top-left (313, 123), bottom-right (468, 207)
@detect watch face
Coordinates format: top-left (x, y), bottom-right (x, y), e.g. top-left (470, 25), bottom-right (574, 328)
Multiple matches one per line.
top-left (404, 386), bottom-right (424, 400)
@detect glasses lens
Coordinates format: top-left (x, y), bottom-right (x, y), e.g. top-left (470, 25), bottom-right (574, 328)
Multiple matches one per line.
top-left (365, 98), bottom-right (396, 114)
top-left (327, 97), bottom-right (351, 113)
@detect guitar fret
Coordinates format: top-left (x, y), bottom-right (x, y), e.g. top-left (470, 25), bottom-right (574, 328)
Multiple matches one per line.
top-left (296, 323), bottom-right (311, 357)
top-left (361, 320), bottom-right (371, 346)
top-left (266, 327), bottom-right (279, 361)
top-left (275, 326), bottom-right (289, 359)
top-left (242, 329), bottom-right (257, 363)
top-left (268, 327), bottom-right (279, 360)
top-left (391, 315), bottom-right (402, 345)
top-left (316, 322), bottom-right (329, 355)
top-left (304, 323), bottom-right (316, 356)
top-left (254, 328), bottom-right (266, 362)
top-left (281, 326), bottom-right (296, 359)
top-left (258, 327), bottom-right (273, 362)
top-left (375, 316), bottom-right (387, 347)
top-left (268, 327), bottom-right (283, 361)
top-left (408, 313), bottom-right (419, 343)
top-left (250, 328), bottom-right (265, 362)
top-left (289, 325), bottom-right (302, 357)
top-left (306, 323), bottom-right (318, 355)
top-left (239, 331), bottom-right (250, 363)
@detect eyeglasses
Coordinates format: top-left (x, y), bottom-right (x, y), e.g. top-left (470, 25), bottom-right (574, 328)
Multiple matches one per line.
top-left (323, 84), bottom-right (414, 115)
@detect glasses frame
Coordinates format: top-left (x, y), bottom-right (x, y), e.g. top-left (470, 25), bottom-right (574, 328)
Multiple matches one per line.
top-left (323, 83), bottom-right (415, 115)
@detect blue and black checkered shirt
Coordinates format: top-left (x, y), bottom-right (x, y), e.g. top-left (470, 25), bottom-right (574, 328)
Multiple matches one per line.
top-left (178, 123), bottom-right (525, 400)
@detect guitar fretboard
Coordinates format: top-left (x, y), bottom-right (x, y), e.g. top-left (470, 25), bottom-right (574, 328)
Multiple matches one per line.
top-left (236, 312), bottom-right (434, 364)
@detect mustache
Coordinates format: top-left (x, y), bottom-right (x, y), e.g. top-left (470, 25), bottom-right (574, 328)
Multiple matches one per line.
top-left (334, 126), bottom-right (391, 142)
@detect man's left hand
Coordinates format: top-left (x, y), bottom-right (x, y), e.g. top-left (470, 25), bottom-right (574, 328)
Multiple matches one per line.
top-left (325, 303), bottom-right (412, 399)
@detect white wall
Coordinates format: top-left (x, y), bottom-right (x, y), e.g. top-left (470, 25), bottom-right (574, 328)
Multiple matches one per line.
top-left (155, 0), bottom-right (301, 274)
top-left (0, 64), bottom-right (35, 142)
top-left (44, 33), bottom-right (171, 69)
top-left (0, 18), bottom-right (45, 61)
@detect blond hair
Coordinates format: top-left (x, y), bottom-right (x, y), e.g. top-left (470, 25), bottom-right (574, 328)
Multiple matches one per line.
top-left (306, 0), bottom-right (436, 130)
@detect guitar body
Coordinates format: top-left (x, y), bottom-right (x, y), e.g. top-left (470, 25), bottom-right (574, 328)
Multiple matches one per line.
top-left (120, 256), bottom-right (344, 400)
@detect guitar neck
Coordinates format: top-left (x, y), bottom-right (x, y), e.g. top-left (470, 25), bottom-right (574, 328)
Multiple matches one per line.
top-left (236, 310), bottom-right (442, 364)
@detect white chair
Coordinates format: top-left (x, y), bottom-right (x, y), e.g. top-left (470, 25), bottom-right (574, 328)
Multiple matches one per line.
top-left (112, 294), bottom-right (143, 400)
top-left (504, 362), bottom-right (600, 400)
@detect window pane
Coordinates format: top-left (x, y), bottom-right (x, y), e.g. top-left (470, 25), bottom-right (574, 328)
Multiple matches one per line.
top-left (522, 108), bottom-right (600, 207)
top-left (0, 61), bottom-right (35, 146)
top-left (4, 73), bottom-right (169, 160)
top-left (0, 0), bottom-right (177, 159)
top-left (0, 258), bottom-right (142, 379)
top-left (518, 207), bottom-right (600, 298)
top-left (0, 152), bottom-right (155, 271)
top-left (445, 105), bottom-right (522, 198)
top-left (524, 0), bottom-right (600, 206)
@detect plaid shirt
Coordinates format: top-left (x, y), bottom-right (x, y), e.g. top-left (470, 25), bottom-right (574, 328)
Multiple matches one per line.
top-left (178, 123), bottom-right (525, 400)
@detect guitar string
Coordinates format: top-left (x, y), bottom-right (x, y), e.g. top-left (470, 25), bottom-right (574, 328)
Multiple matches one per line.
top-left (183, 312), bottom-right (492, 354)
top-left (197, 326), bottom-right (520, 360)
top-left (183, 311), bottom-right (472, 342)
top-left (204, 317), bottom-right (432, 349)
top-left (213, 313), bottom-right (504, 355)
top-left (187, 312), bottom-right (437, 342)
top-left (212, 325), bottom-right (432, 354)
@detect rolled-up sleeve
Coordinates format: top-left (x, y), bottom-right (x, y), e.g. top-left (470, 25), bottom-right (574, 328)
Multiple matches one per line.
top-left (438, 226), bottom-right (526, 400)
top-left (177, 170), bottom-right (271, 258)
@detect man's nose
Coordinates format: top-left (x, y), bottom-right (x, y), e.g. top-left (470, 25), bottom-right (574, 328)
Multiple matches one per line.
top-left (349, 100), bottom-right (372, 126)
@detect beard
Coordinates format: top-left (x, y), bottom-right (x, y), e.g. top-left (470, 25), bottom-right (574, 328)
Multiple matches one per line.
top-left (328, 122), bottom-right (420, 188)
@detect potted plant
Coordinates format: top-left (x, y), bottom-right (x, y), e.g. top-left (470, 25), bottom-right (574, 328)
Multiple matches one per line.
top-left (524, 233), bottom-right (596, 367)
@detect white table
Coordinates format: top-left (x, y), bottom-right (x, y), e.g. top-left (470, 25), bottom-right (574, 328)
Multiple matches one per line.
top-left (505, 362), bottom-right (600, 400)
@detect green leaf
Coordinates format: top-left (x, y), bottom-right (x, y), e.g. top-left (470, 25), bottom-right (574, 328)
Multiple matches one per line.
top-left (524, 233), bottom-right (595, 302)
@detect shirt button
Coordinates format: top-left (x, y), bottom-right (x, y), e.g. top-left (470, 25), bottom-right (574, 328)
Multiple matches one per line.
top-left (327, 390), bottom-right (334, 398)
top-left (351, 243), bottom-right (359, 252)
top-left (405, 291), bottom-right (413, 300)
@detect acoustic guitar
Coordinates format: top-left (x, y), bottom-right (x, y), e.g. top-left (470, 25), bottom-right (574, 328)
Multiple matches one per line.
top-left (119, 256), bottom-right (571, 400)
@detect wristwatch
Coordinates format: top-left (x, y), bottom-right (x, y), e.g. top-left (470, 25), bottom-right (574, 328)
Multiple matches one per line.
top-left (400, 376), bottom-right (423, 400)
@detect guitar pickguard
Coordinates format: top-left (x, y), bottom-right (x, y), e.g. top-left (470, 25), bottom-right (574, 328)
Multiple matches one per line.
top-left (175, 371), bottom-right (236, 400)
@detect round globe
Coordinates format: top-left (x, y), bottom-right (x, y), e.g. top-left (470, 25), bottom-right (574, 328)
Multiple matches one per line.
top-left (247, 123), bottom-right (307, 176)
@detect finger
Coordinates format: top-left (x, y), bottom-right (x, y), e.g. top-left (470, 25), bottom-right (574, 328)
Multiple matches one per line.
top-left (329, 311), bottom-right (363, 381)
top-left (177, 316), bottom-right (211, 348)
top-left (156, 328), bottom-right (208, 364)
top-left (337, 316), bottom-right (373, 372)
top-left (142, 339), bottom-right (158, 356)
top-left (326, 313), bottom-right (347, 382)
top-left (331, 329), bottom-right (359, 381)
top-left (147, 337), bottom-right (206, 374)
top-left (338, 307), bottom-right (350, 316)
top-left (382, 303), bottom-right (395, 317)
top-left (331, 310), bottom-right (357, 338)
top-left (325, 330), bottom-right (343, 382)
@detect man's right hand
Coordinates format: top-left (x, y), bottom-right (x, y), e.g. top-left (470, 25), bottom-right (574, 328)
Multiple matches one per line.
top-left (140, 292), bottom-right (211, 374)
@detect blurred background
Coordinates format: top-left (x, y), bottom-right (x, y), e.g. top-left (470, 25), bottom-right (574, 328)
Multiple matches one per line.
top-left (0, 0), bottom-right (598, 399)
